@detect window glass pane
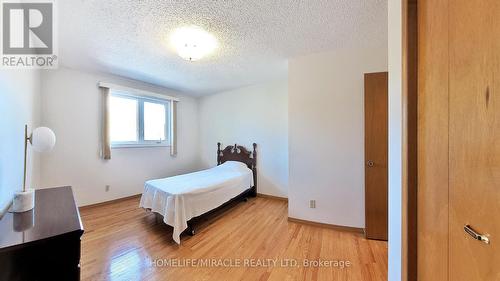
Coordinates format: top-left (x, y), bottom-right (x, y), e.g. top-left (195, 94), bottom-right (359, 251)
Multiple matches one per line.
top-left (144, 101), bottom-right (166, 141)
top-left (110, 96), bottom-right (138, 142)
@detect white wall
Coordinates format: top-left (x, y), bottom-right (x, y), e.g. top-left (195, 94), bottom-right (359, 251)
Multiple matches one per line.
top-left (0, 70), bottom-right (41, 214)
top-left (39, 67), bottom-right (200, 206)
top-left (199, 81), bottom-right (289, 197)
top-left (388, 0), bottom-right (403, 279)
top-left (288, 47), bottom-right (387, 228)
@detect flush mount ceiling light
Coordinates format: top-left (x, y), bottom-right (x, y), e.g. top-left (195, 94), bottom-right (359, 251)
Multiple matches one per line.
top-left (170, 26), bottom-right (218, 61)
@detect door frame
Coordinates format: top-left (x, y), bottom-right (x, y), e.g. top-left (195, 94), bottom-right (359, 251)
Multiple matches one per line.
top-left (402, 0), bottom-right (418, 280)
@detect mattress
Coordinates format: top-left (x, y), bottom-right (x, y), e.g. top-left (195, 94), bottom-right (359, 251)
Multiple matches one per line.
top-left (139, 161), bottom-right (254, 244)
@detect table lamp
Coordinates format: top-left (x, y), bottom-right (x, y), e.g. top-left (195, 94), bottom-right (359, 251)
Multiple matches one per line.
top-left (12, 125), bottom-right (56, 213)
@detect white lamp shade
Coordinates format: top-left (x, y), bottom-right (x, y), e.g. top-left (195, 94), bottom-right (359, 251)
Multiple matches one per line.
top-left (31, 127), bottom-right (56, 152)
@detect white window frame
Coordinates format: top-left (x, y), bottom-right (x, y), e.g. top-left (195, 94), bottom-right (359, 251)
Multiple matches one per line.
top-left (110, 90), bottom-right (171, 148)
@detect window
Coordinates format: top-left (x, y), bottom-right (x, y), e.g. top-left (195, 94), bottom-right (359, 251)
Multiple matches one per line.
top-left (109, 91), bottom-right (170, 147)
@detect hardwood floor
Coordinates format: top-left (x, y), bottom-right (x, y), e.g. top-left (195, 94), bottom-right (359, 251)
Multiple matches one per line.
top-left (79, 196), bottom-right (387, 281)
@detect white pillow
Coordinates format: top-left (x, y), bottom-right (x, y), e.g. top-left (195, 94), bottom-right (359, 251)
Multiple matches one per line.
top-left (221, 161), bottom-right (249, 170)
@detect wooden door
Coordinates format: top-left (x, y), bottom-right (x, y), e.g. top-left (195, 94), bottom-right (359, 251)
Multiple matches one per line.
top-left (448, 0), bottom-right (500, 280)
top-left (419, 0), bottom-right (500, 279)
top-left (364, 72), bottom-right (388, 241)
top-left (418, 0), bottom-right (450, 279)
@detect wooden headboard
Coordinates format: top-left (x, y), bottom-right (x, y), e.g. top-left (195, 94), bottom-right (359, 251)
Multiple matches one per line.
top-left (217, 142), bottom-right (257, 191)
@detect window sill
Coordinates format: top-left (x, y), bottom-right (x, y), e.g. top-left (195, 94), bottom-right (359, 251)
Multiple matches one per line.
top-left (111, 143), bottom-right (171, 149)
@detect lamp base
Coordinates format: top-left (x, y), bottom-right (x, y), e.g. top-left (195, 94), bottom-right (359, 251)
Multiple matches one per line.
top-left (12, 189), bottom-right (35, 213)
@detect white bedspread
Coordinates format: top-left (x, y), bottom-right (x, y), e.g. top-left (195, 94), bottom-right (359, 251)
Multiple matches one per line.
top-left (139, 161), bottom-right (254, 244)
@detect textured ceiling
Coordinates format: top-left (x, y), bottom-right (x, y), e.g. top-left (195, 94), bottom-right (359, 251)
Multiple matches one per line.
top-left (59, 0), bottom-right (387, 96)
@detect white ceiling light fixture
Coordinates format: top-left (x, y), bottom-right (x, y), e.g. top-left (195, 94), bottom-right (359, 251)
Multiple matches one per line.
top-left (170, 26), bottom-right (218, 62)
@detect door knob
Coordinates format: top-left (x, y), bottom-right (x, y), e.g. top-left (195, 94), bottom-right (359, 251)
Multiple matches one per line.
top-left (464, 225), bottom-right (490, 244)
top-left (367, 160), bottom-right (374, 167)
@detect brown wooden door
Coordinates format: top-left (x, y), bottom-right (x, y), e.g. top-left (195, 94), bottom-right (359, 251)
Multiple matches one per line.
top-left (419, 0), bottom-right (500, 279)
top-left (364, 72), bottom-right (388, 241)
top-left (448, 0), bottom-right (500, 280)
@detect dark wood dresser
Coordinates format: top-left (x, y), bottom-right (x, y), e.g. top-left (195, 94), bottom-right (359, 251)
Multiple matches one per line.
top-left (0, 186), bottom-right (84, 281)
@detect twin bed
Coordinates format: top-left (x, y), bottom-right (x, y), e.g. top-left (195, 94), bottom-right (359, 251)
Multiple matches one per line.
top-left (140, 143), bottom-right (257, 244)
